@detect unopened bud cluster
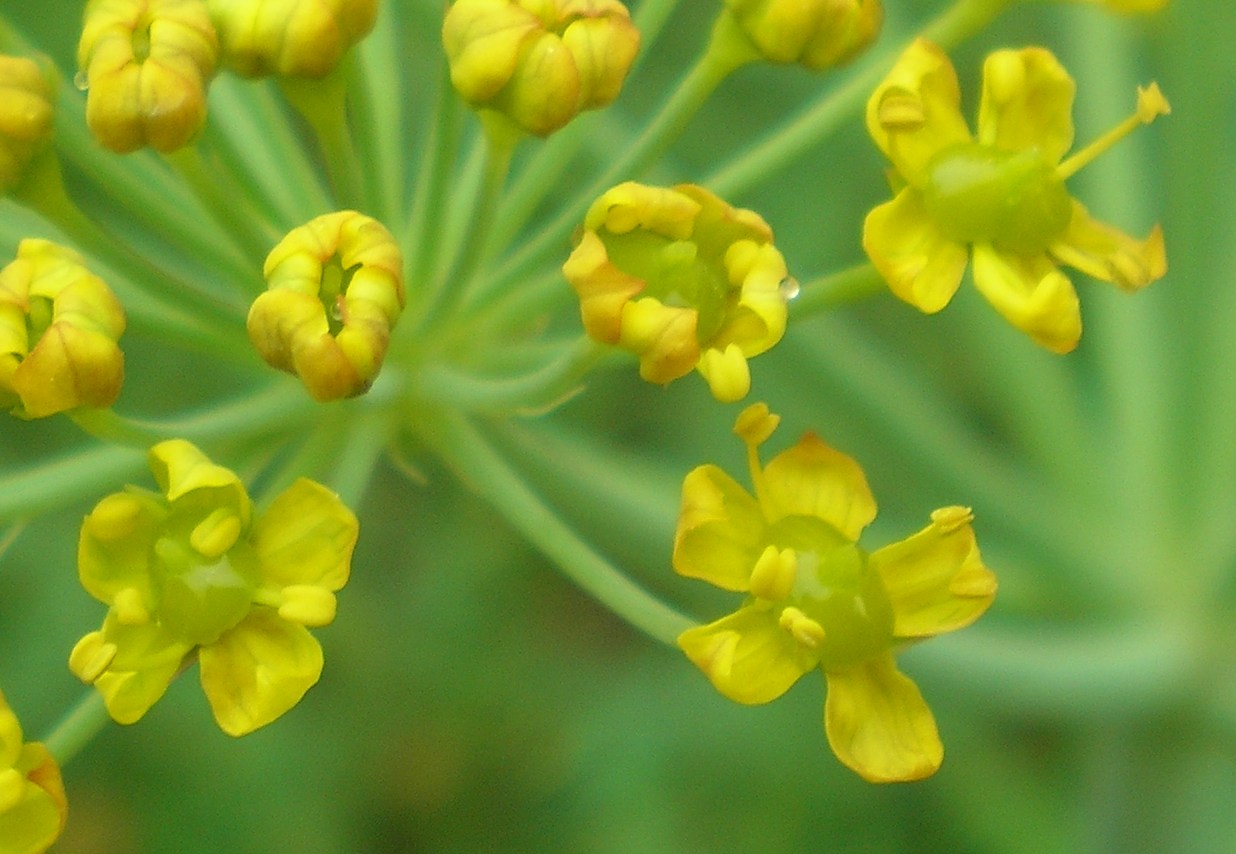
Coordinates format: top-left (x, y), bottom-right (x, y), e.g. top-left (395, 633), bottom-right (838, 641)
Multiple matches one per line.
top-left (0, 239), bottom-right (126, 419)
top-left (247, 211), bottom-right (405, 401)
top-left (77, 0), bottom-right (220, 153)
top-left (443, 0), bottom-right (640, 136)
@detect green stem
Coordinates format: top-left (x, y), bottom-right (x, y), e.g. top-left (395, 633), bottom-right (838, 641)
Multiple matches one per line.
top-left (40, 691), bottom-right (109, 767)
top-left (0, 445), bottom-right (145, 521)
top-left (349, 1), bottom-right (405, 226)
top-left (491, 417), bottom-right (681, 560)
top-left (0, 518), bottom-right (27, 564)
top-left (790, 261), bottom-right (887, 319)
top-left (43, 76), bottom-right (257, 292)
top-left (68, 407), bottom-right (173, 447)
top-left (163, 146), bottom-right (280, 267)
top-left (412, 337), bottom-right (607, 415)
top-left (475, 23), bottom-right (751, 309)
top-left (403, 60), bottom-right (464, 320)
top-left (13, 152), bottom-right (250, 347)
top-left (280, 64), bottom-right (367, 210)
top-left (208, 76), bottom-right (335, 225)
top-left (420, 407), bottom-right (694, 645)
top-left (432, 117), bottom-right (520, 322)
top-left (326, 409), bottom-right (392, 508)
top-left (706, 0), bottom-right (1010, 198)
top-left (908, 618), bottom-right (1197, 721)
top-left (467, 267), bottom-right (571, 338)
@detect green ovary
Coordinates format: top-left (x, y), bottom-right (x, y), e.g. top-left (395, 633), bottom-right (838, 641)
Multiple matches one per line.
top-left (152, 532), bottom-right (258, 647)
top-left (923, 143), bottom-right (1073, 255)
top-left (768, 516), bottom-right (895, 669)
top-left (24, 296), bottom-right (52, 344)
top-left (602, 229), bottom-right (731, 342)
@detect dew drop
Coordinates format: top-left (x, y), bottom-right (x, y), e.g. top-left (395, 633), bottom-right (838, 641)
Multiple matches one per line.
top-left (778, 276), bottom-right (800, 301)
top-left (73, 71), bottom-right (89, 91)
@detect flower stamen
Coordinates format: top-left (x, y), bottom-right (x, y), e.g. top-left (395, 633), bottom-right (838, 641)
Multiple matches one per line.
top-left (1057, 82), bottom-right (1170, 179)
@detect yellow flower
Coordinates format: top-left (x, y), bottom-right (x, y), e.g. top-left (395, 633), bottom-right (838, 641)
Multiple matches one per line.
top-left (0, 54), bottom-right (56, 195)
top-left (70, 440), bottom-right (358, 736)
top-left (77, 0), bottom-right (219, 153)
top-left (247, 210), bottom-right (405, 402)
top-left (207, 0), bottom-right (378, 78)
top-left (717, 0), bottom-right (883, 70)
top-left (442, 0), bottom-right (641, 137)
top-left (674, 403), bottom-right (996, 782)
top-left (562, 182), bottom-right (791, 402)
top-left (0, 239), bottom-right (126, 419)
top-left (0, 689), bottom-right (67, 854)
top-left (863, 40), bottom-right (1169, 353)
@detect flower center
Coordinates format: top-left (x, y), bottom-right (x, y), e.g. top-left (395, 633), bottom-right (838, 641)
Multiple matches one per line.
top-left (320, 254), bottom-right (360, 335)
top-left (765, 515), bottom-right (894, 669)
top-left (131, 14), bottom-right (153, 63)
top-left (24, 295), bottom-right (53, 348)
top-left (152, 501), bottom-right (258, 645)
top-left (603, 229), bottom-right (732, 342)
top-left (923, 143), bottom-right (1072, 255)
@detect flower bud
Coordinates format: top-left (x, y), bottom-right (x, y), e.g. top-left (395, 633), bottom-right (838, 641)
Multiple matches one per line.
top-left (0, 239), bottom-right (126, 419)
top-left (719, 0), bottom-right (882, 70)
top-left (78, 0), bottom-right (219, 153)
top-left (207, 0), bottom-right (378, 78)
top-left (443, 0), bottom-right (640, 137)
top-left (563, 182), bottom-right (790, 402)
top-left (248, 211), bottom-right (404, 401)
top-left (0, 54), bottom-right (55, 194)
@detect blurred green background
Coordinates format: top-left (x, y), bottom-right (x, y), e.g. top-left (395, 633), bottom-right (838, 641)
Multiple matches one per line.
top-left (3, 0), bottom-right (1235, 851)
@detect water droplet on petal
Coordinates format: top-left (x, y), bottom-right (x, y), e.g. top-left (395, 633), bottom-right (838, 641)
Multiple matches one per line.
top-left (73, 71), bottom-right (90, 91)
top-left (779, 277), bottom-right (800, 301)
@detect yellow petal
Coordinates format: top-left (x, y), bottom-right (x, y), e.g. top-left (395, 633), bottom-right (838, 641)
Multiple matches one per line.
top-left (977, 47), bottom-right (1075, 163)
top-left (560, 12), bottom-right (640, 110)
top-left (618, 296), bottom-right (699, 385)
top-left (199, 608), bottom-right (324, 736)
top-left (10, 322), bottom-right (124, 417)
top-left (442, 0), bottom-right (539, 102)
top-left (1, 741), bottom-right (68, 853)
top-left (211, 0), bottom-right (378, 79)
top-left (251, 478), bottom-right (357, 592)
top-left (863, 190), bottom-right (968, 313)
top-left (148, 439), bottom-right (251, 518)
top-left (678, 605), bottom-right (817, 705)
top-left (77, 489), bottom-right (162, 609)
top-left (971, 243), bottom-right (1081, 353)
top-left (714, 240), bottom-right (789, 359)
top-left (0, 746), bottom-right (65, 854)
top-left (866, 39), bottom-right (971, 186)
top-left (562, 230), bottom-right (646, 344)
top-left (673, 464), bottom-right (765, 592)
top-left (869, 506), bottom-right (996, 639)
top-left (761, 433), bottom-right (876, 542)
top-left (1049, 200), bottom-right (1166, 292)
top-left (823, 654), bottom-right (943, 782)
top-left (495, 33), bottom-right (580, 137)
top-left (72, 616), bottom-right (191, 725)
